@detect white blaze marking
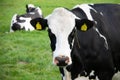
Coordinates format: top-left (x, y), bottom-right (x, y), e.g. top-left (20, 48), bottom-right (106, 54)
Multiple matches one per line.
top-left (46, 8), bottom-right (78, 65)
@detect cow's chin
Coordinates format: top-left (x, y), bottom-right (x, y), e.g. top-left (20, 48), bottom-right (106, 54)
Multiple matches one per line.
top-left (57, 62), bottom-right (72, 68)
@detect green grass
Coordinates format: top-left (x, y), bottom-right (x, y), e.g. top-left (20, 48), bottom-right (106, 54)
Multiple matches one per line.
top-left (0, 0), bottom-right (120, 80)
top-left (0, 31), bottom-right (61, 80)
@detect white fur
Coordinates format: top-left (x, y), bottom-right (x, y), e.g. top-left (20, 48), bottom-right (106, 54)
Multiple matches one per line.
top-left (10, 14), bottom-right (35, 32)
top-left (63, 68), bottom-right (71, 80)
top-left (75, 76), bottom-right (89, 80)
top-left (36, 7), bottom-right (42, 17)
top-left (95, 28), bottom-right (108, 49)
top-left (73, 4), bottom-right (97, 20)
top-left (27, 4), bottom-right (35, 8)
top-left (74, 70), bottom-right (100, 80)
top-left (90, 70), bottom-right (95, 76)
top-left (17, 17), bottom-right (35, 31)
top-left (100, 12), bottom-right (104, 16)
top-left (46, 8), bottom-right (78, 65)
top-left (74, 74), bottom-right (89, 80)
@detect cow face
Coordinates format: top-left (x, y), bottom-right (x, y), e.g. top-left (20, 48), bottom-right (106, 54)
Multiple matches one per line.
top-left (30, 8), bottom-right (94, 67)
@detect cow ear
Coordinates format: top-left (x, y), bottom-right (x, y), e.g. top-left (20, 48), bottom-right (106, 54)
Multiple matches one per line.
top-left (26, 4), bottom-right (29, 13)
top-left (75, 19), bottom-right (94, 31)
top-left (30, 18), bottom-right (48, 30)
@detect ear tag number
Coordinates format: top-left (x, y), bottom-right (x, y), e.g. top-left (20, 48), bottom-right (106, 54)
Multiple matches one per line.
top-left (81, 23), bottom-right (87, 31)
top-left (36, 22), bottom-right (42, 30)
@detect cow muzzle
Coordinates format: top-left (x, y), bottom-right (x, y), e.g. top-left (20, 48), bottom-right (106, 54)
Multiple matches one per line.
top-left (54, 56), bottom-right (70, 67)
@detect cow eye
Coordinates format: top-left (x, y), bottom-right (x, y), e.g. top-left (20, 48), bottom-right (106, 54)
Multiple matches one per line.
top-left (48, 29), bottom-right (56, 51)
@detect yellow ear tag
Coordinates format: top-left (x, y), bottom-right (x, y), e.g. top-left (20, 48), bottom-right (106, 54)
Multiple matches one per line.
top-left (81, 23), bottom-right (87, 31)
top-left (36, 22), bottom-right (42, 30)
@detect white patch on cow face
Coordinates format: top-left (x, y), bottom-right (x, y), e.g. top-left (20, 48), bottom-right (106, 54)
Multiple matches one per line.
top-left (73, 4), bottom-right (97, 21)
top-left (46, 8), bottom-right (78, 66)
top-left (18, 17), bottom-right (35, 31)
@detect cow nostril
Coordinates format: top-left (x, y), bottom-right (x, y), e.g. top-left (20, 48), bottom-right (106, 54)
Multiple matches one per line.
top-left (65, 57), bottom-right (69, 63)
top-left (54, 56), bottom-right (69, 66)
top-left (54, 58), bottom-right (59, 64)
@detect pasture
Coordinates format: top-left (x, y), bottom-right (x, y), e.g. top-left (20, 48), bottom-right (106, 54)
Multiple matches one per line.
top-left (0, 0), bottom-right (120, 80)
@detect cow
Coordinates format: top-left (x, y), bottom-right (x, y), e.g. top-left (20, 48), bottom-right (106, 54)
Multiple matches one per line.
top-left (10, 4), bottom-right (44, 32)
top-left (30, 4), bottom-right (120, 80)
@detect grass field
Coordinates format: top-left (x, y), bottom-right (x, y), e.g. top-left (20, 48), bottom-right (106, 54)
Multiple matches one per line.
top-left (0, 0), bottom-right (120, 80)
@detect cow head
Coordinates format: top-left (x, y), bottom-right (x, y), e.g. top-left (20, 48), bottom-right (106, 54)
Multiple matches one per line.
top-left (26, 4), bottom-right (43, 18)
top-left (26, 4), bottom-right (36, 13)
top-left (30, 8), bottom-right (94, 67)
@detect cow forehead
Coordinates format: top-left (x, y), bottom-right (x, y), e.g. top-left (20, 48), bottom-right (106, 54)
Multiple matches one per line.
top-left (46, 8), bottom-right (77, 35)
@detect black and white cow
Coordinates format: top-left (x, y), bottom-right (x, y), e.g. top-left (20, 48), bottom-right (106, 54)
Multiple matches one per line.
top-left (10, 4), bottom-right (45, 32)
top-left (30, 4), bottom-right (120, 80)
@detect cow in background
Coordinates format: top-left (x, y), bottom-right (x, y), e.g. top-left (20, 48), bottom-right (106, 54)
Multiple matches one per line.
top-left (10, 4), bottom-right (45, 32)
